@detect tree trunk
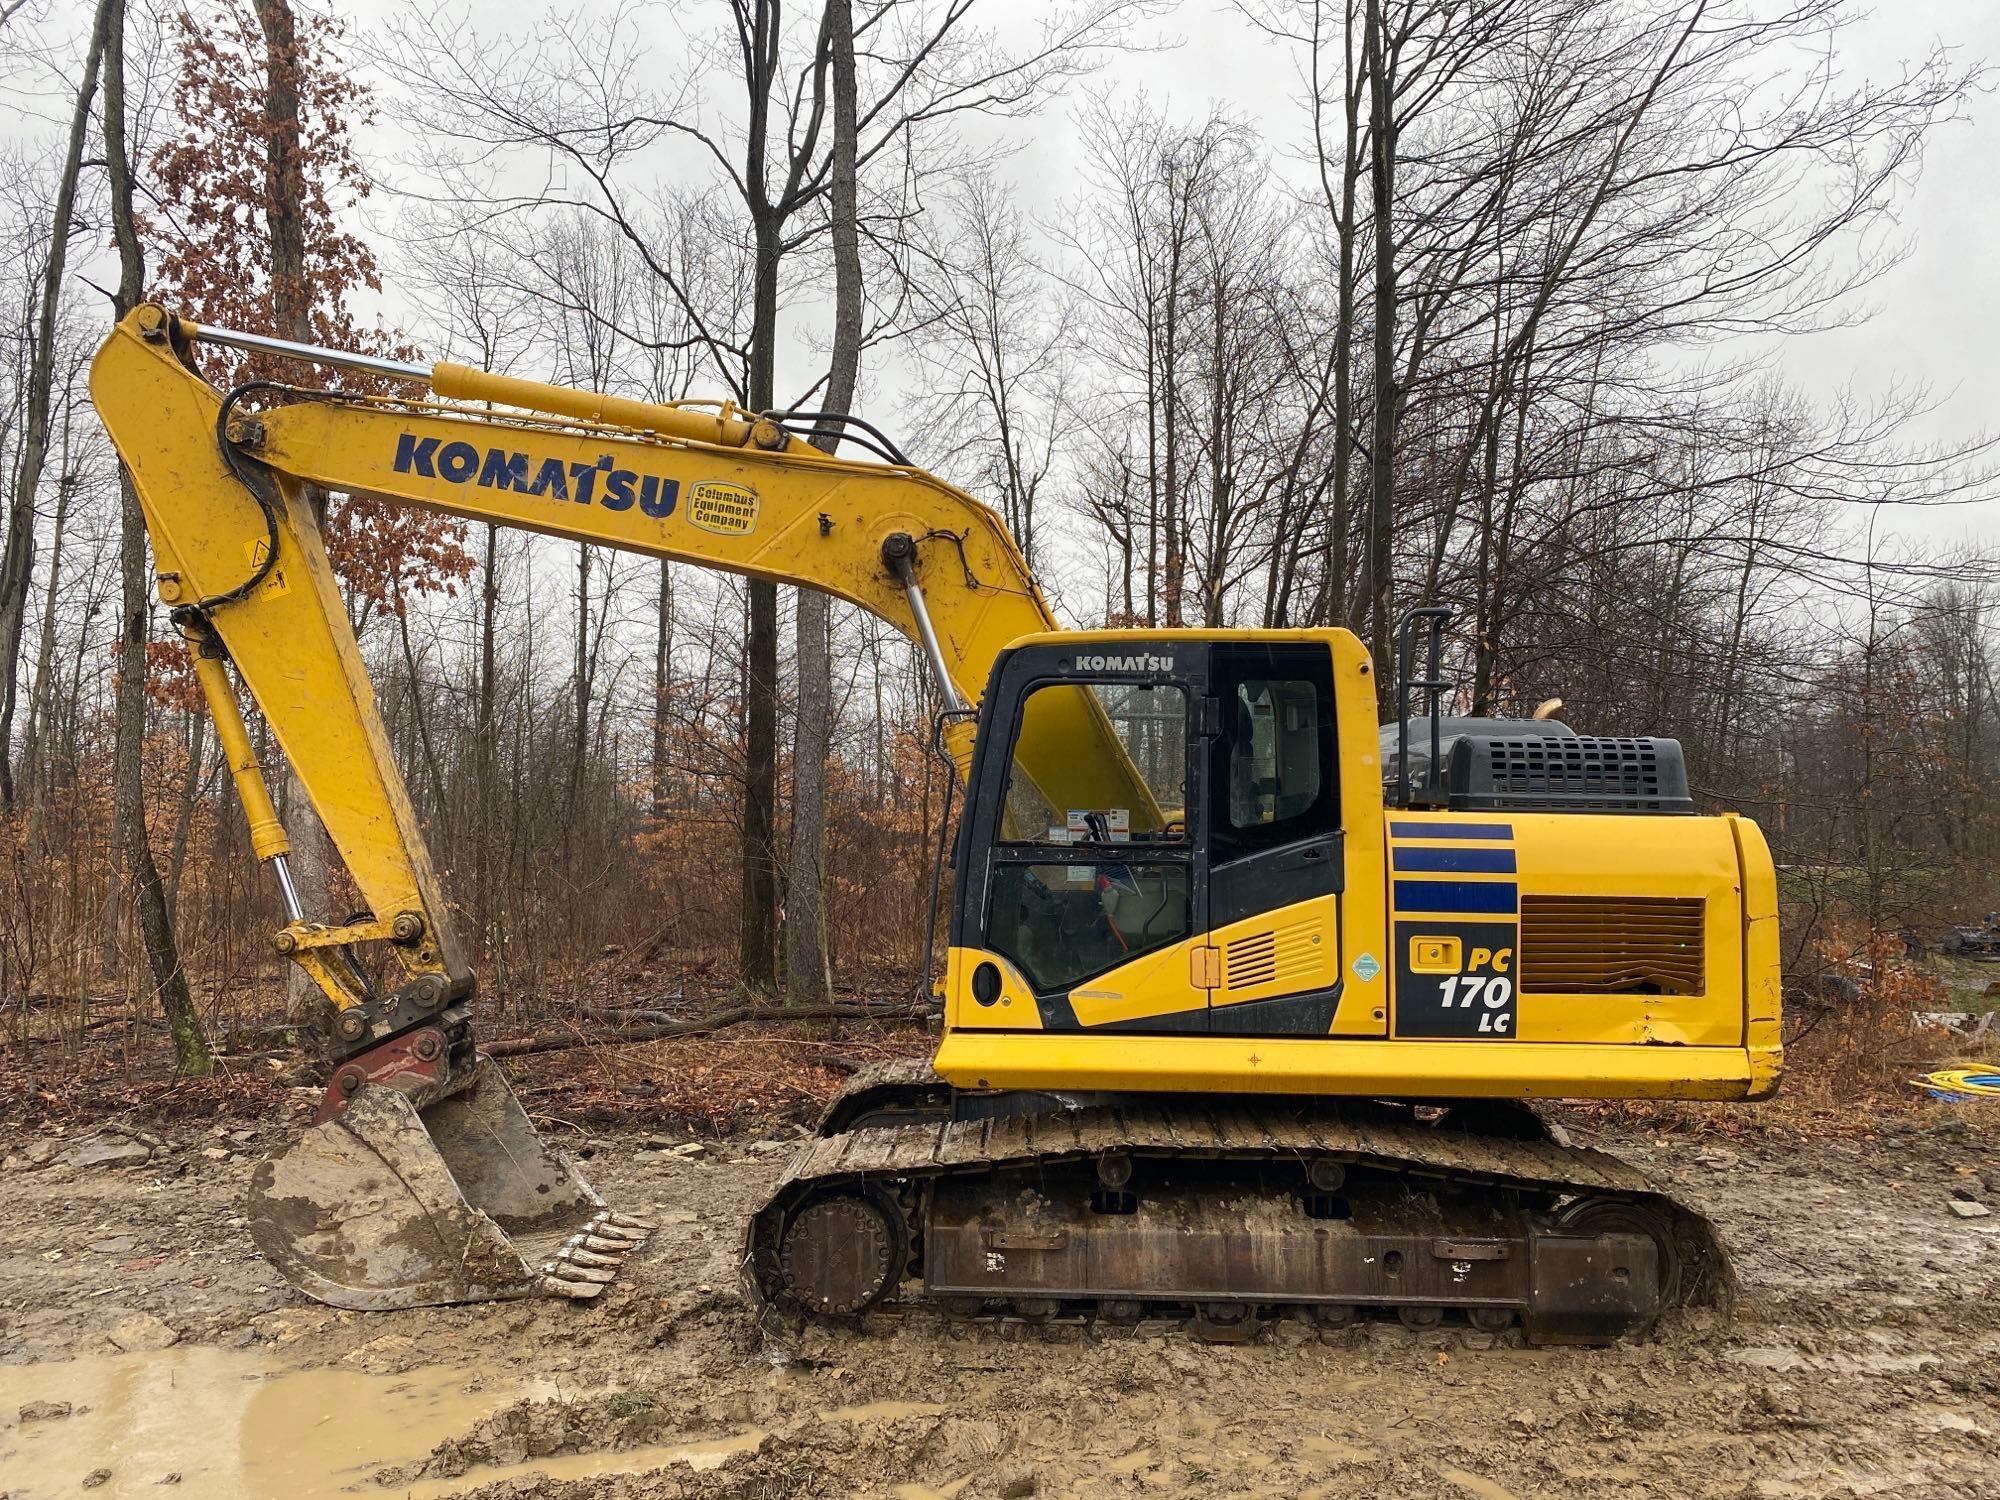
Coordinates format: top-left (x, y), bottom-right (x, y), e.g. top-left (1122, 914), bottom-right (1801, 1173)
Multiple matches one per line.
top-left (651, 560), bottom-right (672, 821)
top-left (1360, 0), bottom-right (1397, 702)
top-left (19, 421), bottom-right (76, 821)
top-left (1319, 0), bottom-right (1362, 627)
top-left (474, 522), bottom-right (498, 941)
top-left (738, 128), bottom-right (783, 991)
top-left (254, 0), bottom-right (333, 1008)
top-left (254, 0), bottom-right (308, 332)
top-left (0, 0), bottom-right (109, 806)
top-left (787, 590), bottom-right (833, 1000)
top-left (1159, 213), bottom-right (1185, 628)
top-left (105, 0), bottom-right (210, 1075)
top-left (166, 709), bottom-right (206, 908)
top-left (741, 574), bottom-right (779, 989)
top-left (570, 541), bottom-right (590, 821)
top-left (784, 0), bottom-right (863, 1008)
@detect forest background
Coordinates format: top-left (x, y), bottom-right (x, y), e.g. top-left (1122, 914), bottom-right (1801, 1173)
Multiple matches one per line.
top-left (0, 0), bottom-right (1993, 1115)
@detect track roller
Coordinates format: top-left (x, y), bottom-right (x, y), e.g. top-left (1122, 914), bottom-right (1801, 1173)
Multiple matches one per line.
top-left (1193, 1303), bottom-right (1263, 1344)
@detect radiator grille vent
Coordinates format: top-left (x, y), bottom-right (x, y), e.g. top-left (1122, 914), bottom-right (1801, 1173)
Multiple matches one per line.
top-left (1519, 895), bottom-right (1705, 996)
top-left (1448, 735), bottom-right (1694, 813)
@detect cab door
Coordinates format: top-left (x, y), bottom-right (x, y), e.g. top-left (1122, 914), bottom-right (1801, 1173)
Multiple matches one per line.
top-left (965, 648), bottom-right (1214, 1031)
top-left (1201, 644), bottom-right (1344, 1034)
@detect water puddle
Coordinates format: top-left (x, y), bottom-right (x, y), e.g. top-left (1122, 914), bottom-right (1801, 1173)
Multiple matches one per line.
top-left (820, 1399), bottom-right (947, 1423)
top-left (891, 1480), bottom-right (971, 1500)
top-left (0, 1345), bottom-right (538, 1499)
top-left (1303, 1433), bottom-right (1380, 1463)
top-left (1726, 1346), bottom-right (1942, 1376)
top-left (398, 1428), bottom-right (770, 1498)
top-left (1440, 1466), bottom-right (1522, 1500)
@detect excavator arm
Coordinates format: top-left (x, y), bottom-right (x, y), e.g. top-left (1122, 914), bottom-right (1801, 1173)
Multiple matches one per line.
top-left (92, 304), bottom-right (1153, 1023)
top-left (87, 303), bottom-right (1150, 1309)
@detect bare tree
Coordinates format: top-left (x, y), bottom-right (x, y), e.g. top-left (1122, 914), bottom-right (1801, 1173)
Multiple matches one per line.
top-left (0, 0), bottom-right (107, 805)
top-left (104, 0), bottom-right (209, 1073)
top-left (375, 0), bottom-right (1160, 988)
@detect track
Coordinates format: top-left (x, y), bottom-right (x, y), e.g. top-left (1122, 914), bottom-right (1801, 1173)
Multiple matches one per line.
top-left (745, 1064), bottom-right (1731, 1345)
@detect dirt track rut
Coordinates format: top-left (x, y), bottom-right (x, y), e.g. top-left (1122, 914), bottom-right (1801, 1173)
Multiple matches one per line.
top-left (1, 1111), bottom-right (1996, 1498)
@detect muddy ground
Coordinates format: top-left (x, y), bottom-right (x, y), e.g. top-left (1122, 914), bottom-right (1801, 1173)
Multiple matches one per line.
top-left (1, 1103), bottom-right (1997, 1500)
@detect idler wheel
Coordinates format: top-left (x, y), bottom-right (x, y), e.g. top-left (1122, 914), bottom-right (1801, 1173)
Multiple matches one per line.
top-left (777, 1193), bottom-right (903, 1316)
top-left (1554, 1197), bottom-right (1682, 1309)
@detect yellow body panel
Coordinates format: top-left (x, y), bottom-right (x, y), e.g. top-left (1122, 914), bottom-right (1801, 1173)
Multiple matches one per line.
top-left (932, 1031), bottom-right (1770, 1100)
top-left (1732, 814), bottom-right (1785, 1092)
top-left (1388, 811), bottom-right (1747, 1048)
top-left (1211, 895), bottom-right (1339, 1008)
top-left (944, 947), bottom-right (1044, 1030)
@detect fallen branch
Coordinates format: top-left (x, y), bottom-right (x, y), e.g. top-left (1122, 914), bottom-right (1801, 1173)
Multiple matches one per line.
top-left (578, 1004), bottom-right (685, 1025)
top-left (486, 999), bottom-right (926, 1057)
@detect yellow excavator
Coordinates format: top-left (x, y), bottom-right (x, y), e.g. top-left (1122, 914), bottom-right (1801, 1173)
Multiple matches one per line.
top-left (91, 305), bottom-right (1781, 1343)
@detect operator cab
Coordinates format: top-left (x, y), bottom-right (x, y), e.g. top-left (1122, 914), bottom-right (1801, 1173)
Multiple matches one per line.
top-left (950, 636), bottom-right (1342, 1034)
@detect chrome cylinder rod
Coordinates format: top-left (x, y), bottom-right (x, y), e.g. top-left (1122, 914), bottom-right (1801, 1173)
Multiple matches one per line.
top-left (882, 535), bottom-right (966, 711)
top-left (184, 321), bottom-right (429, 383)
top-left (906, 579), bottom-right (966, 710)
top-left (269, 853), bottom-right (306, 925)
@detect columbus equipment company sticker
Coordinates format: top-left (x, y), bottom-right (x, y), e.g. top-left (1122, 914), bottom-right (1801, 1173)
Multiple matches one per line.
top-left (687, 480), bottom-right (760, 536)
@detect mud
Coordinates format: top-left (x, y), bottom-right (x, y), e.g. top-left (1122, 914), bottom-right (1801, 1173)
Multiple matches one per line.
top-left (2, 1110), bottom-right (1997, 1498)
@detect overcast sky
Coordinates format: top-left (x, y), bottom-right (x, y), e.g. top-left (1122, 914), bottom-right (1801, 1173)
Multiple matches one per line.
top-left (17, 0), bottom-right (1992, 583)
top-left (1760, 0), bottom-right (2000, 558)
top-left (332, 0), bottom-right (1999, 568)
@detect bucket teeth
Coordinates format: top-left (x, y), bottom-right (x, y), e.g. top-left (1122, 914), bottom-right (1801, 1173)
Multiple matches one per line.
top-left (539, 1273), bottom-right (612, 1299)
top-left (604, 1213), bottom-right (659, 1232)
top-left (541, 1259), bottom-right (620, 1285)
top-left (535, 1219), bottom-right (652, 1301)
top-left (585, 1215), bottom-right (650, 1244)
top-left (553, 1246), bottom-right (625, 1271)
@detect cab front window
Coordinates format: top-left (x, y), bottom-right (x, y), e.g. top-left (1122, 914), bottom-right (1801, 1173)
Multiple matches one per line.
top-left (1001, 681), bottom-right (1186, 844)
top-left (987, 678), bottom-right (1192, 994)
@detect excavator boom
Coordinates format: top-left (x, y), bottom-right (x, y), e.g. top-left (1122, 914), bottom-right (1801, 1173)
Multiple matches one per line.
top-left (89, 304), bottom-right (1151, 1309)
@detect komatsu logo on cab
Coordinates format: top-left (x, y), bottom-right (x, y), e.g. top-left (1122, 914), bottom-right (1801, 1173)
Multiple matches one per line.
top-left (392, 433), bottom-right (680, 519)
top-left (1073, 652), bottom-right (1174, 673)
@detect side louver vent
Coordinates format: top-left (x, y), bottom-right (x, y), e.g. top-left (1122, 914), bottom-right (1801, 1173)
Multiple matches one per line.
top-left (1519, 895), bottom-right (1705, 996)
top-left (1224, 931), bottom-right (1276, 989)
top-left (1222, 919), bottom-right (1326, 992)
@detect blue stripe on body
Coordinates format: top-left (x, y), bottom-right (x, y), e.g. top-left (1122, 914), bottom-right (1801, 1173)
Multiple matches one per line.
top-left (1394, 879), bottom-right (1519, 914)
top-left (1391, 845), bottom-right (1517, 874)
top-left (1390, 821), bottom-right (1514, 841)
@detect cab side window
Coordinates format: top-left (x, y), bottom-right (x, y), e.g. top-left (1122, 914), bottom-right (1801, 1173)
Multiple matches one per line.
top-left (1213, 649), bottom-right (1336, 858)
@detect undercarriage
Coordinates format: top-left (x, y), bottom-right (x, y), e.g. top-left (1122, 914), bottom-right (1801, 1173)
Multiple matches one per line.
top-left (746, 1062), bottom-right (1730, 1346)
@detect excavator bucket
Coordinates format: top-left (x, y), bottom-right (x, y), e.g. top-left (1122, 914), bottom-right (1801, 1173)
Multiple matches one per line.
top-left (246, 1055), bottom-right (652, 1310)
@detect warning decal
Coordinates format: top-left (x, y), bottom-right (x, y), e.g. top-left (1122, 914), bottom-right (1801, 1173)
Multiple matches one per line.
top-left (246, 537), bottom-right (290, 599)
